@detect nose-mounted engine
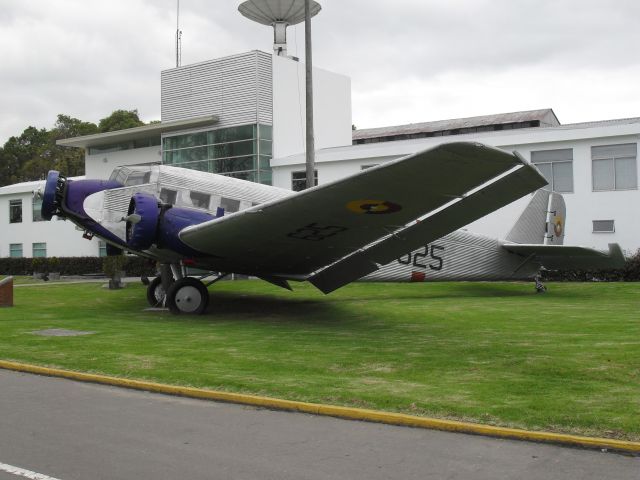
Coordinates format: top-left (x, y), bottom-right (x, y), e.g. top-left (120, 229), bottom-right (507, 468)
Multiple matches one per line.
top-left (41, 170), bottom-right (68, 220)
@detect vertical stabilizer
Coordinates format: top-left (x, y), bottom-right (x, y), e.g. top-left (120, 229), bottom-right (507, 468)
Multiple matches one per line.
top-left (506, 190), bottom-right (566, 245)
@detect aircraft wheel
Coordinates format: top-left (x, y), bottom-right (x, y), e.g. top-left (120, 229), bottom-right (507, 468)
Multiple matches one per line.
top-left (146, 276), bottom-right (168, 307)
top-left (166, 277), bottom-right (209, 315)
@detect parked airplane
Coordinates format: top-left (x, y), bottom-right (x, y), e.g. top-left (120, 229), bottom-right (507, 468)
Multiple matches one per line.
top-left (39, 142), bottom-right (622, 314)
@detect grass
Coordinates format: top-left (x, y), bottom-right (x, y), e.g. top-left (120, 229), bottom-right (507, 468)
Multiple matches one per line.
top-left (1, 279), bottom-right (639, 440)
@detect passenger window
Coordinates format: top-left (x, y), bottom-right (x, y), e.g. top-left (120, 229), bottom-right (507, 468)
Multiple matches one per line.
top-left (220, 197), bottom-right (240, 213)
top-left (160, 188), bottom-right (177, 205)
top-left (190, 191), bottom-right (211, 209)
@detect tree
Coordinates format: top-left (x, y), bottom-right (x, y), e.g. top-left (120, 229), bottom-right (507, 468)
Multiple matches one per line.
top-left (49, 114), bottom-right (99, 178)
top-left (98, 109), bottom-right (144, 132)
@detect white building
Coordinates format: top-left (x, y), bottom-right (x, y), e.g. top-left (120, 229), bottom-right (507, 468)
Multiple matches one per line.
top-left (1, 48), bottom-right (639, 260)
top-left (273, 111), bottom-right (640, 252)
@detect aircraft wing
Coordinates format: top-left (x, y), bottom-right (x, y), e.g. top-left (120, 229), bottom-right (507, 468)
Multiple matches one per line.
top-left (179, 142), bottom-right (547, 290)
top-left (501, 243), bottom-right (626, 270)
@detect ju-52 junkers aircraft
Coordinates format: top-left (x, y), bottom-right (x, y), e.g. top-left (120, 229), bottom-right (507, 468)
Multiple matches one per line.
top-left (39, 142), bottom-right (624, 314)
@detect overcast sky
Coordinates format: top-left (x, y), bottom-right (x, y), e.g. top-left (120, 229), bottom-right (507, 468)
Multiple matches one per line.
top-left (1, 0), bottom-right (639, 143)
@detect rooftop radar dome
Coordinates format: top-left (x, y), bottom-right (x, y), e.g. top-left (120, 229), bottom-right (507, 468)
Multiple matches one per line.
top-left (238, 0), bottom-right (321, 57)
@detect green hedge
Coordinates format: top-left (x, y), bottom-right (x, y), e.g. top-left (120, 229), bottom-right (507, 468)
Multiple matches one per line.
top-left (541, 249), bottom-right (640, 282)
top-left (0, 256), bottom-right (156, 277)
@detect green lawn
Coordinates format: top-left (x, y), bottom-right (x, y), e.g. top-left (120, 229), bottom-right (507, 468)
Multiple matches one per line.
top-left (1, 279), bottom-right (639, 440)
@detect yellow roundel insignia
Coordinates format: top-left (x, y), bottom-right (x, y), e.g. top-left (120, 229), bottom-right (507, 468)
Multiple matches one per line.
top-left (346, 199), bottom-right (402, 215)
top-left (553, 216), bottom-right (564, 236)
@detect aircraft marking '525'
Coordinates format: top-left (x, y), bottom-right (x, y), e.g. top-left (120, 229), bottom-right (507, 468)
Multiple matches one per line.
top-left (39, 142), bottom-right (624, 314)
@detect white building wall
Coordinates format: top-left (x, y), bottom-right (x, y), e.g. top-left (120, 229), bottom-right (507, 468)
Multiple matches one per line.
top-left (272, 55), bottom-right (352, 159)
top-left (0, 189), bottom-right (98, 258)
top-left (85, 146), bottom-right (161, 180)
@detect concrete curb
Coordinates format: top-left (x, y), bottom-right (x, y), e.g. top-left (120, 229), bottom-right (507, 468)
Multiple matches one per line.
top-left (1, 359), bottom-right (638, 455)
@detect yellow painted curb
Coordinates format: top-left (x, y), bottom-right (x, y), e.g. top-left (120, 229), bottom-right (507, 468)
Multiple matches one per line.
top-left (1, 359), bottom-right (639, 454)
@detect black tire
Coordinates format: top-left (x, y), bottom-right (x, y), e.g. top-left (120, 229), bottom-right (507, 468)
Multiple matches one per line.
top-left (166, 277), bottom-right (209, 315)
top-left (146, 276), bottom-right (167, 307)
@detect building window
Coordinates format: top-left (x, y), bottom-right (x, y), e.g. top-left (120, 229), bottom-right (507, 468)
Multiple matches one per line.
top-left (9, 199), bottom-right (22, 223)
top-left (592, 143), bottom-right (638, 191)
top-left (291, 170), bottom-right (318, 192)
top-left (32, 197), bottom-right (44, 222)
top-left (361, 164), bottom-right (379, 170)
top-left (98, 241), bottom-right (107, 257)
top-left (531, 149), bottom-right (573, 193)
top-left (162, 124), bottom-right (273, 185)
top-left (592, 220), bottom-right (615, 233)
top-left (32, 242), bottom-right (47, 258)
top-left (9, 243), bottom-right (23, 258)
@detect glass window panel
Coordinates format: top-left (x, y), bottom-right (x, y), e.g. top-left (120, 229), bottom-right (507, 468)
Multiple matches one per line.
top-left (219, 198), bottom-right (241, 213)
top-left (99, 241), bottom-right (107, 257)
top-left (190, 191), bottom-right (211, 209)
top-left (259, 140), bottom-right (272, 156)
top-left (160, 188), bottom-right (177, 205)
top-left (258, 170), bottom-right (272, 185)
top-left (592, 143), bottom-right (637, 159)
top-left (592, 159), bottom-right (614, 191)
top-left (32, 242), bottom-right (47, 258)
top-left (9, 243), bottom-right (22, 258)
top-left (9, 199), bottom-right (22, 223)
top-left (292, 170), bottom-right (318, 191)
top-left (531, 149), bottom-right (573, 163)
top-left (552, 161), bottom-right (573, 193)
top-left (258, 124), bottom-right (273, 140)
top-left (534, 163), bottom-right (553, 188)
top-left (615, 157), bottom-right (637, 190)
top-left (259, 156), bottom-right (271, 170)
top-left (592, 220), bottom-right (615, 233)
top-left (32, 197), bottom-right (43, 222)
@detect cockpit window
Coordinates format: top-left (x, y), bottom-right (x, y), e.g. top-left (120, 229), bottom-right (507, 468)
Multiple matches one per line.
top-left (190, 191), bottom-right (210, 209)
top-left (124, 171), bottom-right (151, 186)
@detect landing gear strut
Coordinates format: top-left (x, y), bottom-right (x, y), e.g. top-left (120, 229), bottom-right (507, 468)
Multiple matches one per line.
top-left (534, 275), bottom-right (547, 293)
top-left (145, 264), bottom-right (229, 314)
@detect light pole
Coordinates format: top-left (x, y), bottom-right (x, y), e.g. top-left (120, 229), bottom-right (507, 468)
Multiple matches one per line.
top-left (304, 0), bottom-right (315, 190)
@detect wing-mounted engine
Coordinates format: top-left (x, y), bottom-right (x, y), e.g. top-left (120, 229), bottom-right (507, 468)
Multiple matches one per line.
top-left (125, 192), bottom-right (217, 256)
top-left (126, 193), bottom-right (161, 250)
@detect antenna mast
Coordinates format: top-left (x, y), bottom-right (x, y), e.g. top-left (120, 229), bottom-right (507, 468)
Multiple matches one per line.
top-left (175, 0), bottom-right (182, 67)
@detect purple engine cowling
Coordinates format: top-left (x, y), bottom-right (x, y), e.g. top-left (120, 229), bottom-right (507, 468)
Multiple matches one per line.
top-left (41, 170), bottom-right (125, 246)
top-left (126, 192), bottom-right (216, 256)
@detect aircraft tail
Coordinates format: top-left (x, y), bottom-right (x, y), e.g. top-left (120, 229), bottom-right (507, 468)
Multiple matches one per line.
top-left (505, 190), bottom-right (565, 245)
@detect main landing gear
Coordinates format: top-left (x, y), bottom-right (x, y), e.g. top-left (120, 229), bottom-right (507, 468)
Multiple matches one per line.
top-left (145, 264), bottom-right (229, 315)
top-left (534, 275), bottom-right (547, 294)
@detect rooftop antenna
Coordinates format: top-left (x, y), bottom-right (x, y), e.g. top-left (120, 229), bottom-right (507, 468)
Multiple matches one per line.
top-left (176, 0), bottom-right (182, 67)
top-left (238, 0), bottom-right (322, 189)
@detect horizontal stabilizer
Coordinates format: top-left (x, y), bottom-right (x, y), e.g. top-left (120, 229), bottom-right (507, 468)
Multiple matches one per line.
top-left (501, 243), bottom-right (626, 270)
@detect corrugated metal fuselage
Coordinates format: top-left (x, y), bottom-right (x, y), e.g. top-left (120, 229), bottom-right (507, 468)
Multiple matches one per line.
top-left (362, 229), bottom-right (540, 283)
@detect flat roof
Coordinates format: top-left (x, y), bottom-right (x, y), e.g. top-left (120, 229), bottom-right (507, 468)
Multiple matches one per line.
top-left (352, 109), bottom-right (560, 141)
top-left (56, 115), bottom-right (219, 149)
top-left (0, 176), bottom-right (84, 196)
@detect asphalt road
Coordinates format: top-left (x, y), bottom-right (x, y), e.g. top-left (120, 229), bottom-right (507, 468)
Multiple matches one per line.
top-left (0, 370), bottom-right (638, 480)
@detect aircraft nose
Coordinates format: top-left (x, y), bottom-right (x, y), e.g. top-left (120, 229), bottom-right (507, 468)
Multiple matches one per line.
top-left (41, 170), bottom-right (67, 220)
